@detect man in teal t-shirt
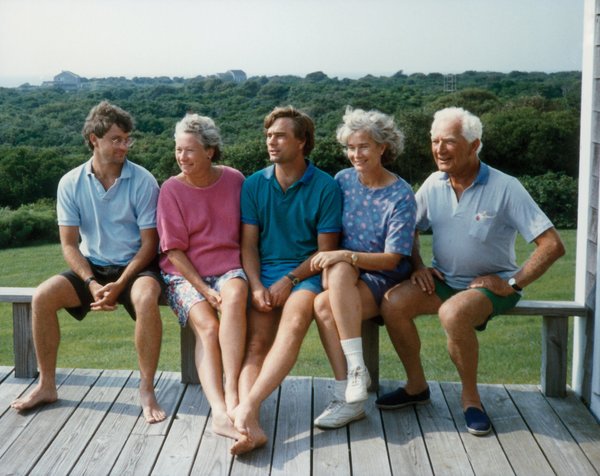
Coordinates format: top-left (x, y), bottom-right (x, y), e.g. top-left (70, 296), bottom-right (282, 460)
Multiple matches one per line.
top-left (232, 106), bottom-right (342, 454)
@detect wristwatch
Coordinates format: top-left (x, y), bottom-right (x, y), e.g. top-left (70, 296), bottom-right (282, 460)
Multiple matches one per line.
top-left (350, 252), bottom-right (359, 266)
top-left (84, 276), bottom-right (96, 287)
top-left (286, 273), bottom-right (300, 286)
top-left (508, 277), bottom-right (522, 292)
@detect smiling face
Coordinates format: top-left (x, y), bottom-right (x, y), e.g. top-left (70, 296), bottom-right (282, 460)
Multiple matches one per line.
top-left (175, 132), bottom-right (213, 178)
top-left (346, 129), bottom-right (386, 176)
top-left (430, 117), bottom-right (480, 179)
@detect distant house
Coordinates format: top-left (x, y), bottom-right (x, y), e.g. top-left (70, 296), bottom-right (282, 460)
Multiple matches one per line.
top-left (215, 69), bottom-right (247, 83)
top-left (42, 71), bottom-right (82, 90)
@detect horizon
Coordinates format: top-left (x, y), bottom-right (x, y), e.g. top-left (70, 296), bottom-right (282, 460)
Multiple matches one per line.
top-left (0, 0), bottom-right (583, 89)
top-left (1, 68), bottom-right (584, 90)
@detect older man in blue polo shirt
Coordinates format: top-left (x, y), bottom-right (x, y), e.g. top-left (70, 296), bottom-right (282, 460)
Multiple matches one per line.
top-left (377, 107), bottom-right (565, 436)
top-left (11, 101), bottom-right (166, 424)
top-left (231, 105), bottom-right (342, 454)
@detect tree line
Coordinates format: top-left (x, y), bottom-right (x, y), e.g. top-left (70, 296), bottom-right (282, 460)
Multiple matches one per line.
top-left (0, 70), bottom-right (581, 247)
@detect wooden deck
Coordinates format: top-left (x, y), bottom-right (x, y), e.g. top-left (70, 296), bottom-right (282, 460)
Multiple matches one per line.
top-left (0, 367), bottom-right (599, 476)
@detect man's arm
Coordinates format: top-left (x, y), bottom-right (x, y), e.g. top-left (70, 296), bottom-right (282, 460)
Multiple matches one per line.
top-left (92, 227), bottom-right (159, 309)
top-left (268, 231), bottom-right (340, 308)
top-left (469, 227), bottom-right (565, 296)
top-left (241, 223), bottom-right (271, 312)
top-left (60, 225), bottom-right (95, 282)
top-left (409, 231), bottom-right (444, 294)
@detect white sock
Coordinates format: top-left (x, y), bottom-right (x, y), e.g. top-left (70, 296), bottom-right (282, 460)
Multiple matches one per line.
top-left (341, 337), bottom-right (365, 370)
top-left (334, 379), bottom-right (347, 401)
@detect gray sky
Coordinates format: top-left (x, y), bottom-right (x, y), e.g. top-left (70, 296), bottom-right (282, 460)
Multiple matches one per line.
top-left (0, 0), bottom-right (584, 87)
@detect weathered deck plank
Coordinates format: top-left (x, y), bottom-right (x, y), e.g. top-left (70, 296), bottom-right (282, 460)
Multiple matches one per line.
top-left (379, 380), bottom-right (433, 476)
top-left (0, 368), bottom-right (598, 475)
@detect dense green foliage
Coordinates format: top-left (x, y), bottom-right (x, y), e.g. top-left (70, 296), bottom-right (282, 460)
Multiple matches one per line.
top-left (0, 70), bottom-right (581, 247)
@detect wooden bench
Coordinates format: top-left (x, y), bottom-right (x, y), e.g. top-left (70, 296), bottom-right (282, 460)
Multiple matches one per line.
top-left (0, 286), bottom-right (588, 398)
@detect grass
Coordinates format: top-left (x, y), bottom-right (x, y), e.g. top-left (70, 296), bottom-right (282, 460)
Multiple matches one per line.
top-left (0, 230), bottom-right (576, 384)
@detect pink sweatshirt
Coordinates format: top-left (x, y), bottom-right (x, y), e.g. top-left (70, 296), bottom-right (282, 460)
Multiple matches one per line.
top-left (157, 166), bottom-right (244, 277)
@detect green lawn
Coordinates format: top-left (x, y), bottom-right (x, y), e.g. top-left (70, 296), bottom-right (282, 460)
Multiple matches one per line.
top-left (0, 230), bottom-right (576, 384)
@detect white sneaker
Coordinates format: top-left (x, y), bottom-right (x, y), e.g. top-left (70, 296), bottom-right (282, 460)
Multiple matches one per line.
top-left (345, 366), bottom-right (371, 403)
top-left (314, 400), bottom-right (365, 429)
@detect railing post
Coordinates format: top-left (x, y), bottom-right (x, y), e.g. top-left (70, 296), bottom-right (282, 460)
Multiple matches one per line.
top-left (363, 319), bottom-right (379, 392)
top-left (13, 302), bottom-right (37, 378)
top-left (180, 325), bottom-right (199, 384)
top-left (541, 315), bottom-right (568, 397)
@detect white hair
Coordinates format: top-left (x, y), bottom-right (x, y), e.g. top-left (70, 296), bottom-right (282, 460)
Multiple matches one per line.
top-left (431, 107), bottom-right (483, 153)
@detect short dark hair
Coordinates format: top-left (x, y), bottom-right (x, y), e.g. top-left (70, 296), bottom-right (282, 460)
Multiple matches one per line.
top-left (82, 101), bottom-right (134, 150)
top-left (264, 105), bottom-right (315, 156)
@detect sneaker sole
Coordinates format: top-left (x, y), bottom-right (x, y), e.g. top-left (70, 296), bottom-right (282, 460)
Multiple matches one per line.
top-left (466, 425), bottom-right (492, 436)
top-left (376, 398), bottom-right (431, 410)
top-left (314, 411), bottom-right (366, 429)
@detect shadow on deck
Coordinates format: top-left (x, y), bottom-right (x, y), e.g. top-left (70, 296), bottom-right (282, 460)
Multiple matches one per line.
top-left (0, 366), bottom-right (599, 475)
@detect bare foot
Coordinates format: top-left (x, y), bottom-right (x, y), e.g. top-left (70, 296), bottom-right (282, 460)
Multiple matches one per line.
top-left (230, 430), bottom-right (267, 456)
top-left (229, 403), bottom-right (267, 455)
top-left (212, 410), bottom-right (242, 440)
top-left (11, 384), bottom-right (58, 412)
top-left (140, 387), bottom-right (166, 423)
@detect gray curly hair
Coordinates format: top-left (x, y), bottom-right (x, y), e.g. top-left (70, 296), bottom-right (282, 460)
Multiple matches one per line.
top-left (336, 106), bottom-right (404, 166)
top-left (175, 113), bottom-right (223, 161)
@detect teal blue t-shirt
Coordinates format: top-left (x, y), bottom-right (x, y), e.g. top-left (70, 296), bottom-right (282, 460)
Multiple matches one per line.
top-left (241, 161), bottom-right (342, 268)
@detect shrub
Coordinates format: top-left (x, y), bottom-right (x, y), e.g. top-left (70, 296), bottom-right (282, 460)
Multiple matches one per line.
top-left (519, 172), bottom-right (577, 229)
top-left (0, 199), bottom-right (59, 248)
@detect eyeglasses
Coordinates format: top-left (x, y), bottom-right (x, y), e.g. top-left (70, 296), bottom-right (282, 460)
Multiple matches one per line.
top-left (111, 137), bottom-right (136, 148)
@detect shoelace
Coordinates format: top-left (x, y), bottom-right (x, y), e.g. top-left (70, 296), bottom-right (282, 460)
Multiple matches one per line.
top-left (324, 400), bottom-right (345, 413)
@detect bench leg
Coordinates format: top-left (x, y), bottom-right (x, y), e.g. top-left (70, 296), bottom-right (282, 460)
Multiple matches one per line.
top-left (180, 325), bottom-right (199, 384)
top-left (363, 319), bottom-right (379, 392)
top-left (13, 303), bottom-right (38, 378)
top-left (541, 315), bottom-right (568, 397)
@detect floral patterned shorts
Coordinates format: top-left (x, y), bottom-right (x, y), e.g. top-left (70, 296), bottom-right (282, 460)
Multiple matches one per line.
top-left (161, 268), bottom-right (247, 326)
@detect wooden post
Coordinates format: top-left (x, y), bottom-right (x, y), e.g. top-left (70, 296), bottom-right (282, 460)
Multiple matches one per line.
top-left (541, 315), bottom-right (568, 397)
top-left (362, 319), bottom-right (379, 392)
top-left (180, 325), bottom-right (199, 384)
top-left (13, 302), bottom-right (37, 378)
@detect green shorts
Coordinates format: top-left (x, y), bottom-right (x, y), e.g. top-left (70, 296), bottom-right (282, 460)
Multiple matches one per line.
top-left (434, 277), bottom-right (521, 331)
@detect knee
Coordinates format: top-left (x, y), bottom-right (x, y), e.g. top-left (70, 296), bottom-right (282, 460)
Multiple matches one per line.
top-left (438, 303), bottom-right (462, 334)
top-left (313, 294), bottom-right (333, 326)
top-left (131, 280), bottom-right (161, 310)
top-left (245, 332), bottom-right (272, 361)
top-left (191, 315), bottom-right (220, 341)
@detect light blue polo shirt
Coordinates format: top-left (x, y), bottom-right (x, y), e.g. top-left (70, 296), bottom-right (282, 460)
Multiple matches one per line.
top-left (241, 160), bottom-right (342, 268)
top-left (416, 162), bottom-right (553, 289)
top-left (57, 158), bottom-right (159, 266)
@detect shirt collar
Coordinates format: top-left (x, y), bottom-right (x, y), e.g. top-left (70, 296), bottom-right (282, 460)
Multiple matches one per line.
top-left (438, 160), bottom-right (489, 186)
top-left (85, 158), bottom-right (132, 179)
top-left (261, 159), bottom-right (315, 185)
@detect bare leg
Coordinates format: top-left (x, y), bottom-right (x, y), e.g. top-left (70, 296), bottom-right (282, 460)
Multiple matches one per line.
top-left (314, 291), bottom-right (346, 380)
top-left (438, 290), bottom-right (492, 410)
top-left (231, 290), bottom-right (315, 455)
top-left (380, 281), bottom-right (441, 394)
top-left (218, 278), bottom-right (247, 415)
top-left (237, 308), bottom-right (279, 401)
top-left (11, 275), bottom-right (80, 411)
top-left (188, 302), bottom-right (240, 439)
top-left (131, 277), bottom-right (166, 423)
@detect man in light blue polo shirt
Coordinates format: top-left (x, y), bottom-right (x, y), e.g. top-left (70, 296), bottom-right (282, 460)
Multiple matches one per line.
top-left (11, 101), bottom-right (166, 424)
top-left (377, 107), bottom-right (565, 436)
top-left (231, 106), bottom-right (342, 454)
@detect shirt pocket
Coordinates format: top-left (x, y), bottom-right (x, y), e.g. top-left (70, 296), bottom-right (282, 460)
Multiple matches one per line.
top-left (467, 210), bottom-right (497, 242)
